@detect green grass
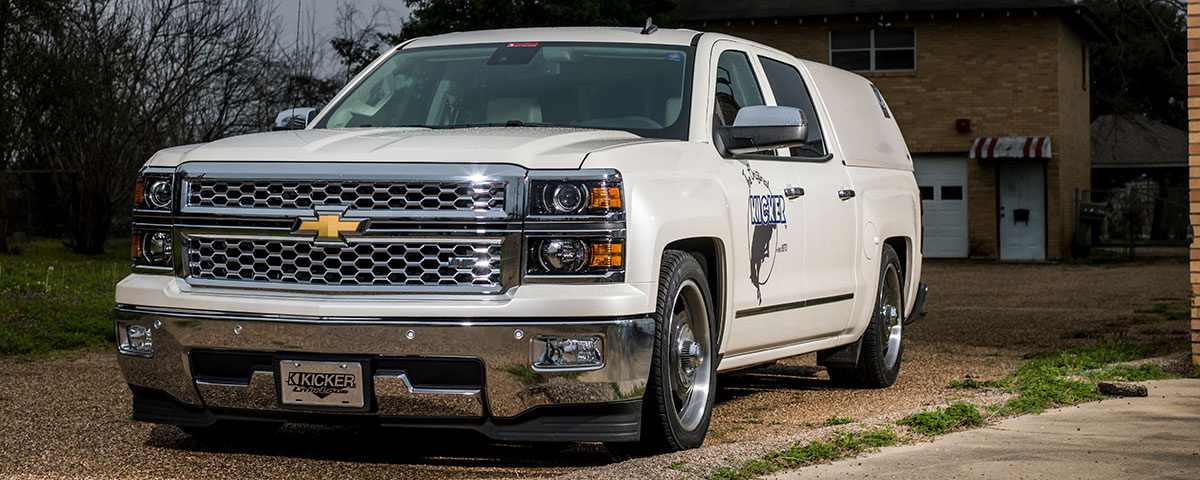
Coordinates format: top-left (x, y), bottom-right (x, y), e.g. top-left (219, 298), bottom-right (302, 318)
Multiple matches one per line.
top-left (896, 402), bottom-right (985, 436)
top-left (823, 416), bottom-right (855, 426)
top-left (504, 364), bottom-right (537, 382)
top-left (669, 461), bottom-right (701, 475)
top-left (914, 340), bottom-right (1174, 434)
top-left (707, 428), bottom-right (898, 480)
top-left (996, 339), bottom-right (1170, 415)
top-left (0, 239), bottom-right (129, 356)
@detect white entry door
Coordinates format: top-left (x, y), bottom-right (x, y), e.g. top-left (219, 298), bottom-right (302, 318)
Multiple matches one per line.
top-left (913, 157), bottom-right (968, 258)
top-left (997, 160), bottom-right (1046, 260)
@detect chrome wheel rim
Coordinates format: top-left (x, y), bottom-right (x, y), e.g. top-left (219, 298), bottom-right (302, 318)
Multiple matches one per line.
top-left (879, 264), bottom-right (903, 370)
top-left (668, 279), bottom-right (711, 431)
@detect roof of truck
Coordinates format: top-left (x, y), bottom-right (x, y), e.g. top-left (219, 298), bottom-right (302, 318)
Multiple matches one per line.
top-left (404, 27), bottom-right (704, 49)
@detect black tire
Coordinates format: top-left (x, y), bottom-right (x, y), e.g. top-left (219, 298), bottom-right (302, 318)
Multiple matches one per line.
top-left (179, 420), bottom-right (281, 442)
top-left (638, 250), bottom-right (718, 452)
top-left (827, 244), bottom-right (904, 388)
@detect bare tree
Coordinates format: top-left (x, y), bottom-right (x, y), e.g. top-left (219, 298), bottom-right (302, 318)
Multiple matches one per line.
top-left (0, 0), bottom-right (71, 253)
top-left (258, 3), bottom-right (342, 128)
top-left (16, 0), bottom-right (282, 252)
top-left (330, 1), bottom-right (398, 83)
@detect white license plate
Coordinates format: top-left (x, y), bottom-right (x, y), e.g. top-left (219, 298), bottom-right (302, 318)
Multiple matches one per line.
top-left (279, 360), bottom-right (365, 408)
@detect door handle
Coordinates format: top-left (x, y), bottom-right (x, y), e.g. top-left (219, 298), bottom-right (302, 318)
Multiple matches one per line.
top-left (837, 189), bottom-right (856, 201)
top-left (784, 187), bottom-right (805, 199)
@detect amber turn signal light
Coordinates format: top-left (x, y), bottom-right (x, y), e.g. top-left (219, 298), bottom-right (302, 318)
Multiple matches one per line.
top-left (134, 180), bottom-right (145, 204)
top-left (130, 233), bottom-right (143, 261)
top-left (588, 242), bottom-right (622, 268)
top-left (589, 187), bottom-right (621, 209)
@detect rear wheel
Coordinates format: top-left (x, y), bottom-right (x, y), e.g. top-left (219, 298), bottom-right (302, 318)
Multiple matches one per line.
top-left (827, 244), bottom-right (904, 388)
top-left (637, 250), bottom-right (717, 452)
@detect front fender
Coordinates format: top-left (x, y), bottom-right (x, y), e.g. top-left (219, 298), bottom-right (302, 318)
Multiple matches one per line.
top-left (581, 142), bottom-right (733, 311)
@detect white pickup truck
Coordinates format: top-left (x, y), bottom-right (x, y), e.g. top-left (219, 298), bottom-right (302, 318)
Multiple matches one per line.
top-left (116, 26), bottom-right (926, 452)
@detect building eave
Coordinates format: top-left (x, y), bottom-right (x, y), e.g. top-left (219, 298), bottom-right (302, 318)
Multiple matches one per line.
top-left (678, 1), bottom-right (1108, 42)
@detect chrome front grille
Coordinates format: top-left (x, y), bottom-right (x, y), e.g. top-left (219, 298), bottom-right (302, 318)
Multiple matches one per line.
top-left (184, 237), bottom-right (504, 292)
top-left (185, 179), bottom-right (506, 212)
top-left (173, 163), bottom-right (524, 294)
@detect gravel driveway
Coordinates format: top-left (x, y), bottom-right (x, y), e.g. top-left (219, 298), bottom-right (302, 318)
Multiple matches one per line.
top-left (0, 260), bottom-right (1187, 479)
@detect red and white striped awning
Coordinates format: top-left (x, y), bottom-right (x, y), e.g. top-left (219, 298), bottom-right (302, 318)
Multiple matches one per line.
top-left (969, 136), bottom-right (1051, 159)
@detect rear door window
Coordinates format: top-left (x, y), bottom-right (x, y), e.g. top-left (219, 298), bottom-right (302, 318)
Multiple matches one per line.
top-left (758, 56), bottom-right (827, 158)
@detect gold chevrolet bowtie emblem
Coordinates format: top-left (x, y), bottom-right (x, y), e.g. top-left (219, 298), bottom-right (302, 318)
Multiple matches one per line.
top-left (294, 214), bottom-right (365, 242)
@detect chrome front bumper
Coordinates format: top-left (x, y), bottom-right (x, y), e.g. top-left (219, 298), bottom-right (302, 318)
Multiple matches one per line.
top-left (114, 305), bottom-right (654, 421)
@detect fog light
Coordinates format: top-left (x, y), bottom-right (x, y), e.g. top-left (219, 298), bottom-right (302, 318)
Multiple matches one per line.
top-left (142, 232), bottom-right (172, 265)
top-left (119, 324), bottom-right (153, 356)
top-left (533, 337), bottom-right (603, 370)
top-left (537, 239), bottom-right (588, 272)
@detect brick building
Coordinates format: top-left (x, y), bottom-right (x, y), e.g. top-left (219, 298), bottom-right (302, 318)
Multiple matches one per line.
top-left (1189, 0), bottom-right (1200, 366)
top-left (680, 0), bottom-right (1102, 260)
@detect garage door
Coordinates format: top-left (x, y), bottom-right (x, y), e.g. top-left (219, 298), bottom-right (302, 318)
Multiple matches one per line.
top-left (913, 156), bottom-right (968, 258)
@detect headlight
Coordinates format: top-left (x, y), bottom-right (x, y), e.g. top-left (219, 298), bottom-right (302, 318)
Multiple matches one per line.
top-left (525, 170), bottom-right (624, 282)
top-left (132, 167), bottom-right (175, 274)
top-left (146, 179), bottom-right (172, 208)
top-left (131, 230), bottom-right (173, 269)
top-left (135, 172), bottom-right (174, 211)
top-left (142, 231), bottom-right (172, 264)
top-left (550, 183), bottom-right (585, 213)
top-left (528, 172), bottom-right (622, 217)
top-left (527, 237), bottom-right (623, 276)
top-left (537, 238), bottom-right (588, 272)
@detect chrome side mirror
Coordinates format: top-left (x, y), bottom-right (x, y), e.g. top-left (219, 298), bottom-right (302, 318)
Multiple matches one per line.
top-left (717, 106), bottom-right (808, 155)
top-left (272, 108), bottom-right (318, 131)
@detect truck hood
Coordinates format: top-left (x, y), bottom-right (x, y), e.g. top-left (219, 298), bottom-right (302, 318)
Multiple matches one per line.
top-left (147, 127), bottom-right (655, 170)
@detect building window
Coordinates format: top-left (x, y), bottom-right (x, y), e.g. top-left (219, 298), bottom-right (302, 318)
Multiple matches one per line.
top-left (941, 185), bottom-right (963, 201)
top-left (919, 186), bottom-right (934, 201)
top-left (829, 28), bottom-right (915, 71)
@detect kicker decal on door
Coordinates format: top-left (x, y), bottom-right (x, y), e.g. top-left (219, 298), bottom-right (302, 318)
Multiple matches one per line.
top-left (742, 166), bottom-right (788, 304)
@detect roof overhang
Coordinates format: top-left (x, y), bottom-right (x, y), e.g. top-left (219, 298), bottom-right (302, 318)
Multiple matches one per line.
top-left (678, 1), bottom-right (1107, 42)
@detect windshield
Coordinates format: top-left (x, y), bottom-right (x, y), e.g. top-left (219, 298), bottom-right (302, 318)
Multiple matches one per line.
top-left (314, 42), bottom-right (694, 140)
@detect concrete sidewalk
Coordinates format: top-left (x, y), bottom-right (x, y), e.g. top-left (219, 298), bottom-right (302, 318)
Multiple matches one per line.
top-left (771, 379), bottom-right (1200, 479)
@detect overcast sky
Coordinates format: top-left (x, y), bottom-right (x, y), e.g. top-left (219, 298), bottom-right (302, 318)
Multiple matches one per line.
top-left (274, 0), bottom-right (412, 75)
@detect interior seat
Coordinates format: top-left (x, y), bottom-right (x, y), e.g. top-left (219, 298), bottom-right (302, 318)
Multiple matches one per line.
top-left (485, 97), bottom-right (542, 124)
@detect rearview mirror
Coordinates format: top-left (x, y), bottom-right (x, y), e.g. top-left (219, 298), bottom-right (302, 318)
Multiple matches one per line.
top-left (717, 106), bottom-right (808, 155)
top-left (272, 107), bottom-right (318, 131)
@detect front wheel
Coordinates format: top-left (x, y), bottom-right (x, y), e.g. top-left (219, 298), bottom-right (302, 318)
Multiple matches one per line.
top-left (827, 244), bottom-right (905, 388)
top-left (638, 250), bottom-right (717, 452)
